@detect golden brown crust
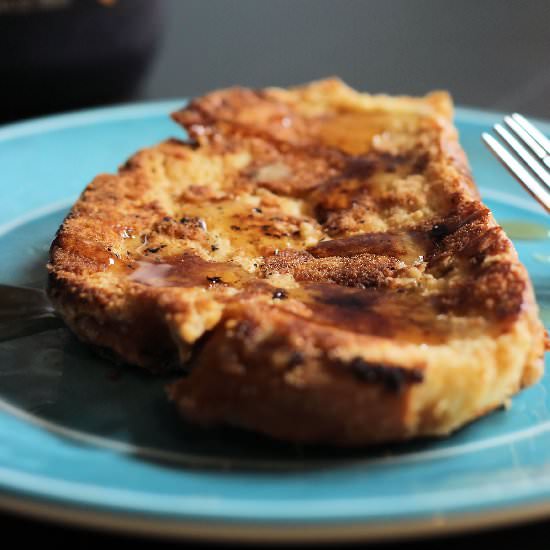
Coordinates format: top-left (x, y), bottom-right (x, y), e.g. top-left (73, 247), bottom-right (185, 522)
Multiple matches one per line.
top-left (48, 78), bottom-right (546, 445)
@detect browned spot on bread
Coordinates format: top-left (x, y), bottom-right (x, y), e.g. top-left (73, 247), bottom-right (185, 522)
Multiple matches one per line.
top-left (308, 231), bottom-right (428, 262)
top-left (345, 357), bottom-right (424, 393)
top-left (290, 254), bottom-right (403, 288)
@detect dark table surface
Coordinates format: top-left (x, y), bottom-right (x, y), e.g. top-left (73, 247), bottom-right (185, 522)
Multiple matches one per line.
top-left (1, 0), bottom-right (549, 546)
top-left (3, 507), bottom-right (550, 548)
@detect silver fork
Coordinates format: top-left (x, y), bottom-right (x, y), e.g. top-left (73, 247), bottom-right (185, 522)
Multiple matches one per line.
top-left (482, 113), bottom-right (550, 213)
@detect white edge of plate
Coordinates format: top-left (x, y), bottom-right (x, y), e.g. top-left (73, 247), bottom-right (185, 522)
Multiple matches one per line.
top-left (1, 489), bottom-right (550, 544)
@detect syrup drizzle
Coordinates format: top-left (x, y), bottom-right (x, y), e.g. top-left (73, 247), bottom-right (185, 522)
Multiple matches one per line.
top-left (500, 220), bottom-right (550, 240)
top-left (128, 254), bottom-right (255, 289)
top-left (125, 253), bottom-right (490, 345)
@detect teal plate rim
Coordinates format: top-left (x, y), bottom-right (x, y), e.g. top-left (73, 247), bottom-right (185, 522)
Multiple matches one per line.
top-left (0, 100), bottom-right (548, 543)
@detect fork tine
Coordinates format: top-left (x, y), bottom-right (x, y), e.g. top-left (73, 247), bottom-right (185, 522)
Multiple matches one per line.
top-left (482, 132), bottom-right (550, 212)
top-left (511, 113), bottom-right (550, 155)
top-left (494, 124), bottom-right (550, 186)
top-left (504, 115), bottom-right (547, 161)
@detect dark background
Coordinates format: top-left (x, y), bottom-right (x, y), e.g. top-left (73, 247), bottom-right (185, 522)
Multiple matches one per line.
top-left (1, 0), bottom-right (550, 122)
top-left (1, 0), bottom-right (550, 547)
top-left (145, 0), bottom-right (550, 118)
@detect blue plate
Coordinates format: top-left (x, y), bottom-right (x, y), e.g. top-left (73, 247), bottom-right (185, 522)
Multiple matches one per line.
top-left (0, 102), bottom-right (548, 543)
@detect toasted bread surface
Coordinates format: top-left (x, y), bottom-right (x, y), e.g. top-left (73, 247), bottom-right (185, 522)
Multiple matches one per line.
top-left (48, 79), bottom-right (546, 445)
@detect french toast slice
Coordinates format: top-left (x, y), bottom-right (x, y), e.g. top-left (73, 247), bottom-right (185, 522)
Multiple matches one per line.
top-left (48, 79), bottom-right (547, 445)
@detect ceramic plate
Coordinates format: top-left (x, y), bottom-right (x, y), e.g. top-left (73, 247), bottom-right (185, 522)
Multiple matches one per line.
top-left (0, 102), bottom-right (548, 543)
